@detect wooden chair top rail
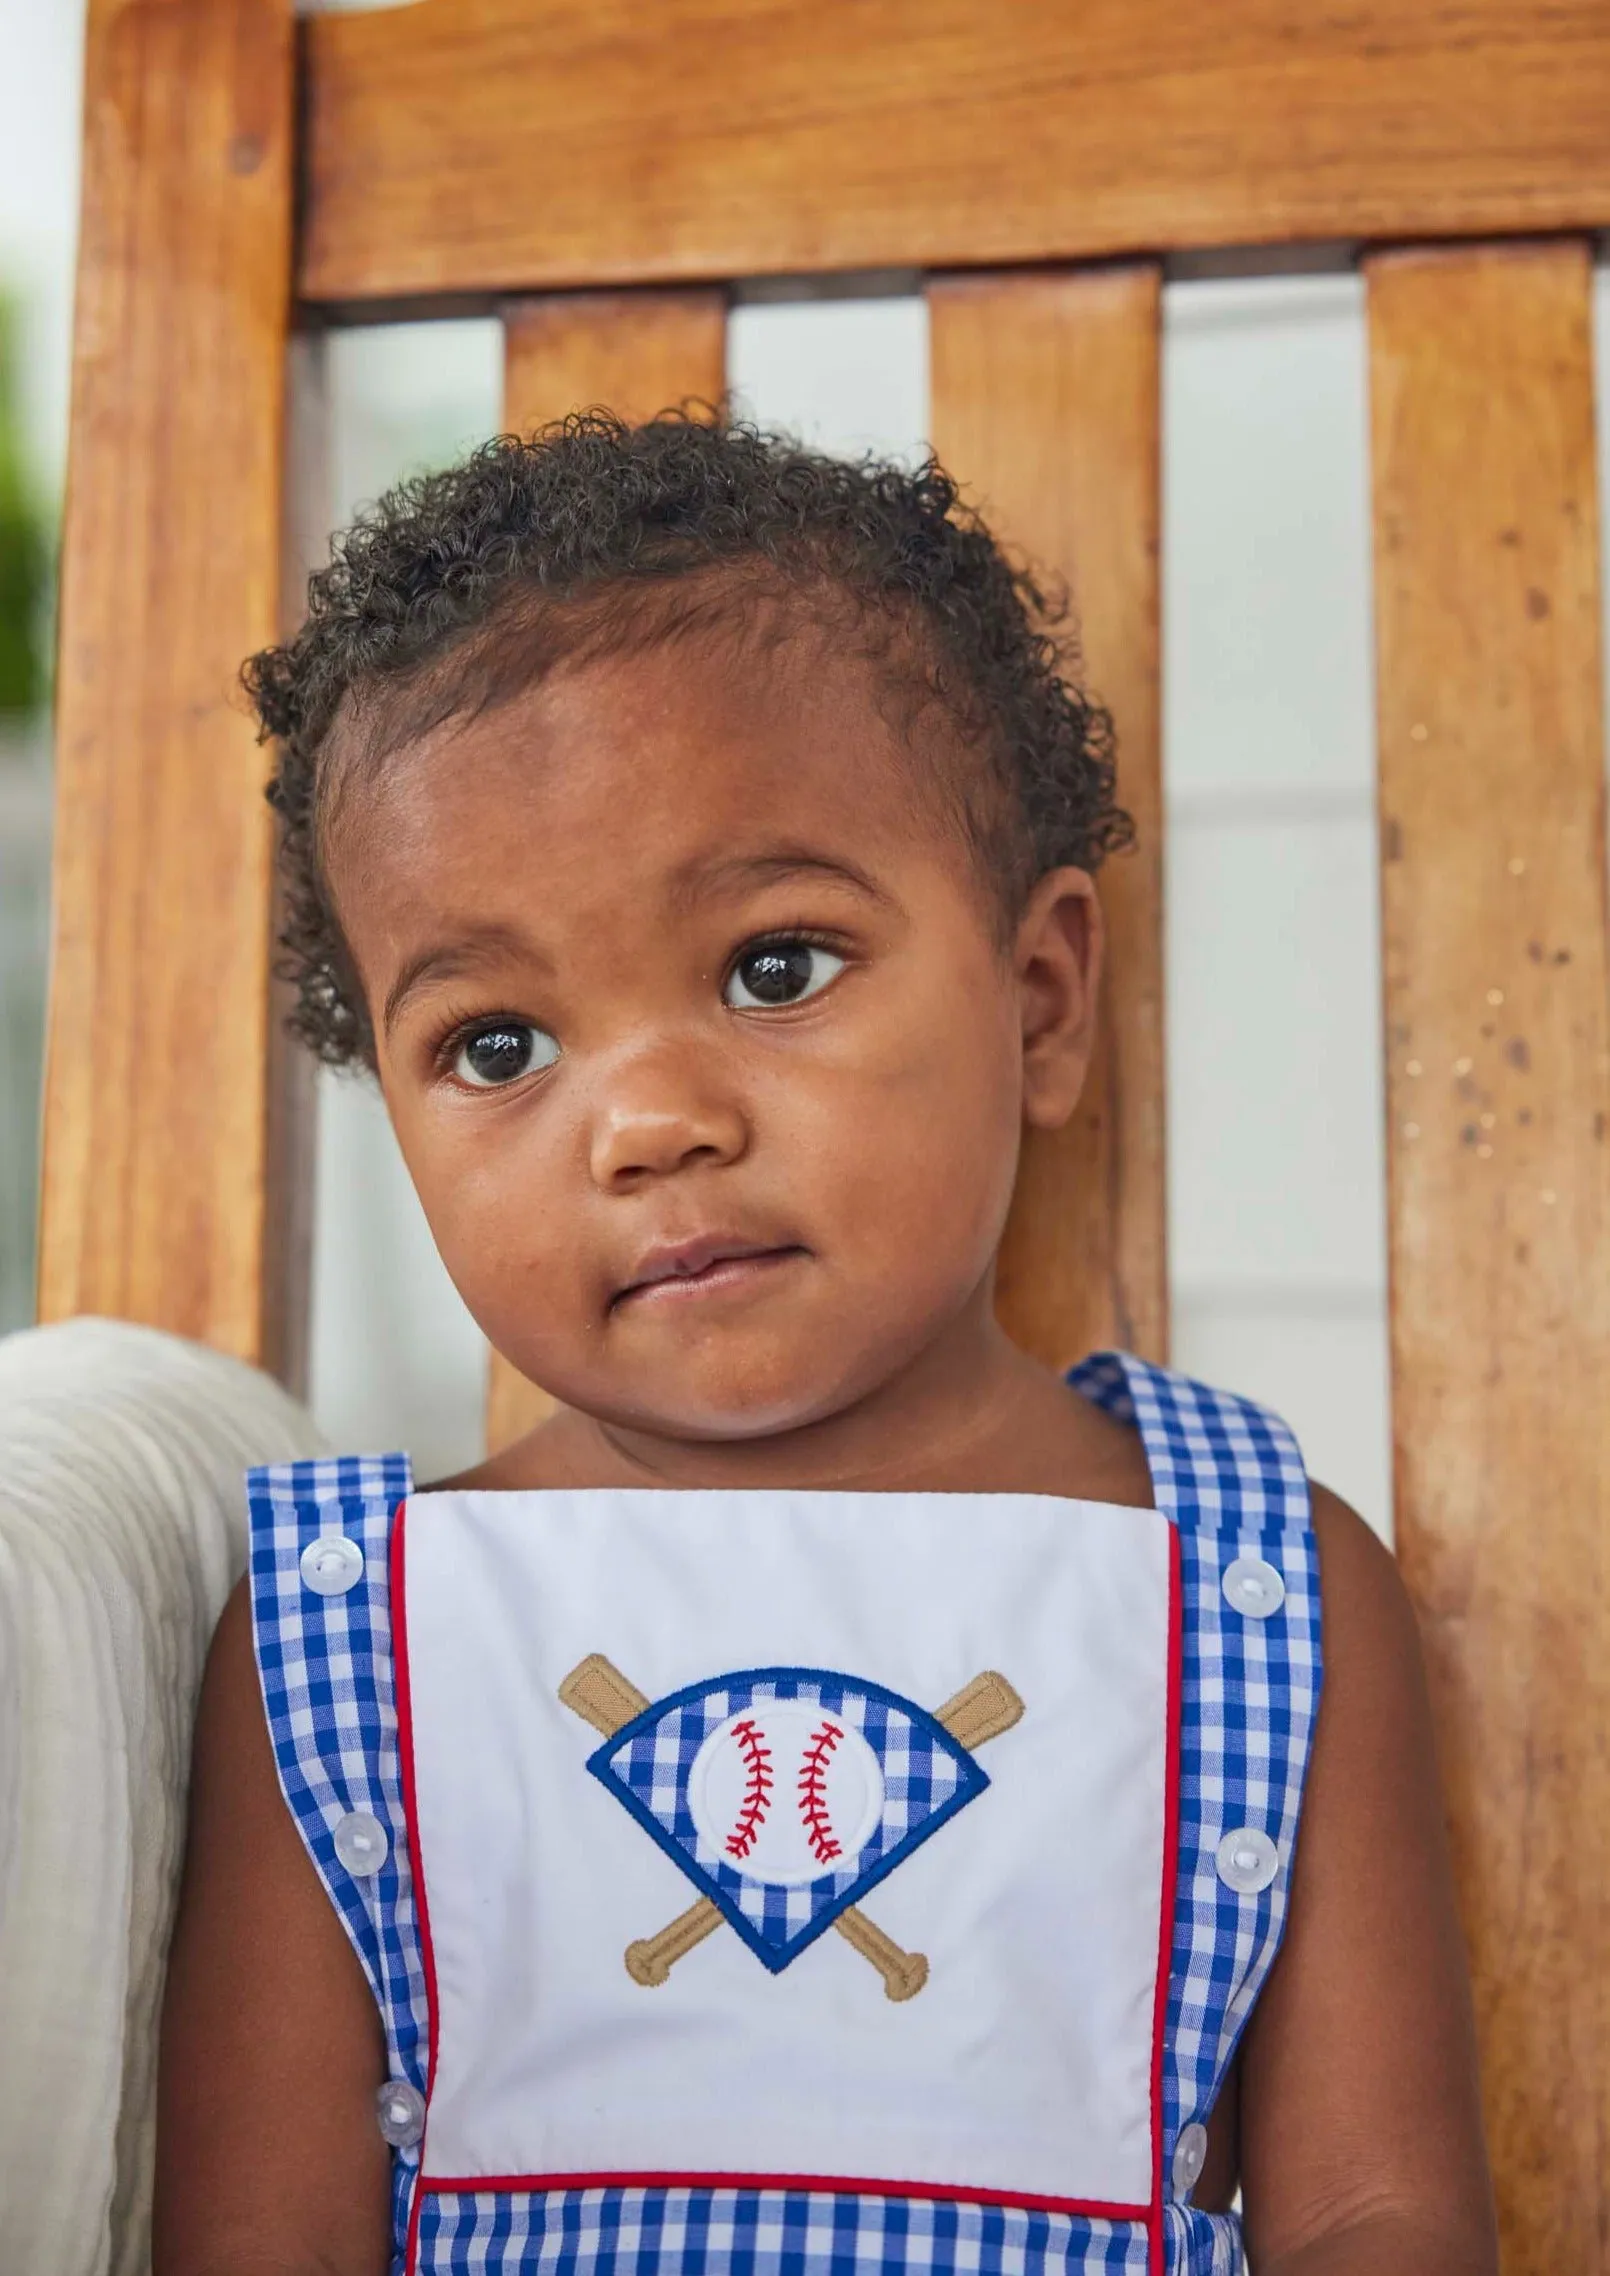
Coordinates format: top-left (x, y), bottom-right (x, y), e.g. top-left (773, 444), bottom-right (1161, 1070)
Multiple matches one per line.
top-left (300, 0), bottom-right (1610, 309)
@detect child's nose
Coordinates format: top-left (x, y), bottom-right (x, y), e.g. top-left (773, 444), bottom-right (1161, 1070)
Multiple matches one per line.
top-left (587, 1060), bottom-right (748, 1189)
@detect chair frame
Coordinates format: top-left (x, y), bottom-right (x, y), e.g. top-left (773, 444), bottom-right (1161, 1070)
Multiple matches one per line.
top-left (41, 3), bottom-right (1610, 2261)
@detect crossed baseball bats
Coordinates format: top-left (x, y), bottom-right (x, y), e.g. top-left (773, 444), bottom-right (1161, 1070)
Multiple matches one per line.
top-left (559, 1653), bottom-right (1024, 2002)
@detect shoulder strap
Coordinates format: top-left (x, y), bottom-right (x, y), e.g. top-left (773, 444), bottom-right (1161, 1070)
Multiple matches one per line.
top-left (1067, 1348), bottom-right (1309, 1532)
top-left (1070, 1352), bottom-right (1322, 2224)
top-left (249, 1451), bottom-right (414, 1505)
top-left (246, 1452), bottom-right (428, 2243)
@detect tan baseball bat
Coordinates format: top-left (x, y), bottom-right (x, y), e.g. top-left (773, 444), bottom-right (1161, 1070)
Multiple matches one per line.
top-left (559, 1655), bottom-right (1022, 2003)
top-left (622, 1893), bottom-right (931, 2000)
top-left (559, 1652), bottom-right (651, 1736)
top-left (625, 1896), bottom-right (724, 1985)
top-left (935, 1669), bottom-right (1025, 1752)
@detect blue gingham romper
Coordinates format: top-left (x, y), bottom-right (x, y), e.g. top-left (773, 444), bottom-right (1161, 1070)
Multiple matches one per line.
top-left (247, 1351), bottom-right (1322, 2276)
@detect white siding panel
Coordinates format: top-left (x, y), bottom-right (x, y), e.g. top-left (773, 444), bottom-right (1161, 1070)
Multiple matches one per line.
top-left (1167, 809), bottom-right (1384, 1296)
top-left (1163, 275), bottom-right (1375, 803)
top-left (728, 293), bottom-right (928, 464)
top-left (1163, 274), bottom-right (1391, 1537)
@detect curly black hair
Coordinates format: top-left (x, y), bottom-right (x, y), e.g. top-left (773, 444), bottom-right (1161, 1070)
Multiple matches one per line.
top-left (245, 410), bottom-right (1130, 1067)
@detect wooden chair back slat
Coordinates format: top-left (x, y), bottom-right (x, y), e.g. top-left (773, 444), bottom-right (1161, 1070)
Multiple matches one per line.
top-left (1366, 237), bottom-right (1610, 2266)
top-left (486, 289), bottom-right (729, 1452)
top-left (928, 266), bottom-right (1167, 1366)
top-left (38, 0), bottom-right (301, 1371)
top-left (300, 0), bottom-right (1610, 307)
top-left (503, 291), bottom-right (730, 444)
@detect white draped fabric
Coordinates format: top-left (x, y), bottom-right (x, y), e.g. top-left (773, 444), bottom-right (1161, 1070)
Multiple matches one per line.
top-left (0, 1318), bottom-right (326, 2276)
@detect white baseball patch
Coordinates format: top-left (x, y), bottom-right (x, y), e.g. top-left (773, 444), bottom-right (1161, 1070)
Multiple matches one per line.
top-left (687, 1702), bottom-right (885, 1885)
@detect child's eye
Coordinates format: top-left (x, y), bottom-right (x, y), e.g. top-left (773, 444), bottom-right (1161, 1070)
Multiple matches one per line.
top-left (723, 940), bottom-right (846, 1010)
top-left (451, 1022), bottom-right (560, 1087)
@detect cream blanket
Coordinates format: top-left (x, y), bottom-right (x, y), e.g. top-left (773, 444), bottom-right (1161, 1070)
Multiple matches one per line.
top-left (0, 1318), bottom-right (328, 2276)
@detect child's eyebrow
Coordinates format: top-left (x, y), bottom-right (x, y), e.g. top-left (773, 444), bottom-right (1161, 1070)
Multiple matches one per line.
top-left (382, 921), bottom-right (549, 1038)
top-left (381, 853), bottom-right (893, 1038)
top-left (670, 848), bottom-right (896, 912)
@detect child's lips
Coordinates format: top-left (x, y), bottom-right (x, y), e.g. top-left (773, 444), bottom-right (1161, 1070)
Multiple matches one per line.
top-left (613, 1236), bottom-right (807, 1309)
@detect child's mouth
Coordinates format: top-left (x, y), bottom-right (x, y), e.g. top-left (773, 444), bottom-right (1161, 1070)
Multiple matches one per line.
top-left (613, 1238), bottom-right (807, 1310)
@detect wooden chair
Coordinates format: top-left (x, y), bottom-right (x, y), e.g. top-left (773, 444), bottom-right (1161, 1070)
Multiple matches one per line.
top-left (41, 3), bottom-right (1610, 2262)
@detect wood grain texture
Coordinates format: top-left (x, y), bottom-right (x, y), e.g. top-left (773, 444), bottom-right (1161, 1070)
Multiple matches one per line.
top-left (1367, 238), bottom-right (1609, 2270)
top-left (487, 290), bottom-right (729, 1453)
top-left (301, 0), bottom-right (1610, 306)
top-left (39, 0), bottom-right (298, 1367)
top-left (929, 268), bottom-right (1165, 1368)
top-left (503, 291), bottom-right (728, 434)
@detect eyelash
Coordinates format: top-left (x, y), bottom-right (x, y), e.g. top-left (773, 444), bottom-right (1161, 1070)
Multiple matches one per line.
top-left (429, 1006), bottom-right (532, 1081)
top-left (723, 927), bottom-right (850, 981)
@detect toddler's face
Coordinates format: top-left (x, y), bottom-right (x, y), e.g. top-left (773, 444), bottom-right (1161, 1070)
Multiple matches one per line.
top-left (326, 627), bottom-right (1097, 1443)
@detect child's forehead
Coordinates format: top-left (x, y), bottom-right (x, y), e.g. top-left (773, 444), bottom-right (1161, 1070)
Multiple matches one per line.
top-left (347, 618), bottom-right (973, 876)
top-left (335, 565), bottom-right (932, 767)
top-left (327, 636), bottom-right (1007, 1007)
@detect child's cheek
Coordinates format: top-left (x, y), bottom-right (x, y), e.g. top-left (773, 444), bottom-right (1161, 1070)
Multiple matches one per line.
top-left (767, 983), bottom-right (1024, 1282)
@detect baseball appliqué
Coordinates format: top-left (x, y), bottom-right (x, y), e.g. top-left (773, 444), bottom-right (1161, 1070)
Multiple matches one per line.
top-left (689, 1704), bottom-right (886, 1885)
top-left (559, 1659), bottom-right (1024, 1993)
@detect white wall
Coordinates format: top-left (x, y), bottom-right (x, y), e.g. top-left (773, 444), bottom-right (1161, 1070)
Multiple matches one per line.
top-left (1162, 277), bottom-right (1388, 1529)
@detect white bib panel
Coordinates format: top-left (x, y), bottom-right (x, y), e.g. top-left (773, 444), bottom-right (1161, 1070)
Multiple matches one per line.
top-left (399, 1488), bottom-right (1176, 2217)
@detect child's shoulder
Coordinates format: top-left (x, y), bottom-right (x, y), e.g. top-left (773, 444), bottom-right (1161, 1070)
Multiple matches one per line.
top-left (1304, 1478), bottom-right (1428, 1766)
top-left (1308, 1479), bottom-right (1410, 1615)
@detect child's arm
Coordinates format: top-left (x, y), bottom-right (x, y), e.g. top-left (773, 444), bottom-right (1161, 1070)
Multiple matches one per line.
top-left (153, 1581), bottom-right (393, 2276)
top-left (1236, 1489), bottom-right (1497, 2275)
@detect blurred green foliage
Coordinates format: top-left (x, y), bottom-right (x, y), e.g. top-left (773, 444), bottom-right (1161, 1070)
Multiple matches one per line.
top-left (0, 293), bottom-right (51, 720)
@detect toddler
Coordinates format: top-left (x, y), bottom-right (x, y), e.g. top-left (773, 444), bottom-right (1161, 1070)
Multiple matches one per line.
top-left (154, 416), bottom-right (1494, 2276)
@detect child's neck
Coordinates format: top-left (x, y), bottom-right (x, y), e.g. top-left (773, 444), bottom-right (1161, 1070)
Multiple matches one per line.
top-left (444, 1299), bottom-right (1152, 1511)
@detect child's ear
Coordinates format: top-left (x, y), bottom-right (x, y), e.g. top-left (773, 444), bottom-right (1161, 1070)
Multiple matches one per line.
top-left (1013, 866), bottom-right (1104, 1130)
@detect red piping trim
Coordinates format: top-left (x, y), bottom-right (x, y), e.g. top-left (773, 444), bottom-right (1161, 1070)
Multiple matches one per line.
top-left (1147, 1520), bottom-right (1185, 2276)
top-left (391, 1497), bottom-right (437, 2276)
top-left (418, 2171), bottom-right (1149, 2221)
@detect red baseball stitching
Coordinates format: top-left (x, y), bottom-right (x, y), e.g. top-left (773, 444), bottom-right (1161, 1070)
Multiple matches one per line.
top-left (798, 1719), bottom-right (845, 1864)
top-left (724, 1718), bottom-right (774, 1860)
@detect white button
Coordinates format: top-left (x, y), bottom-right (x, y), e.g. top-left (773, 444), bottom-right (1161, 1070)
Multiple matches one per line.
top-left (1216, 1825), bottom-right (1280, 1895)
top-left (333, 1810), bottom-right (389, 1877)
top-left (300, 1533), bottom-right (365, 1597)
top-left (376, 2078), bottom-right (425, 2149)
top-left (1223, 1555), bottom-right (1285, 1619)
top-left (1171, 2120), bottom-right (1208, 2194)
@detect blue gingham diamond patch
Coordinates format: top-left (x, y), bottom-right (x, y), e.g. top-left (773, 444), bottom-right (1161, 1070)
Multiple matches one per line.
top-left (575, 1667), bottom-right (996, 1975)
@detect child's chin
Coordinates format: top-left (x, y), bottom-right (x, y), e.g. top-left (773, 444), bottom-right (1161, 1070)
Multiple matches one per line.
top-left (597, 1350), bottom-right (876, 1444)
